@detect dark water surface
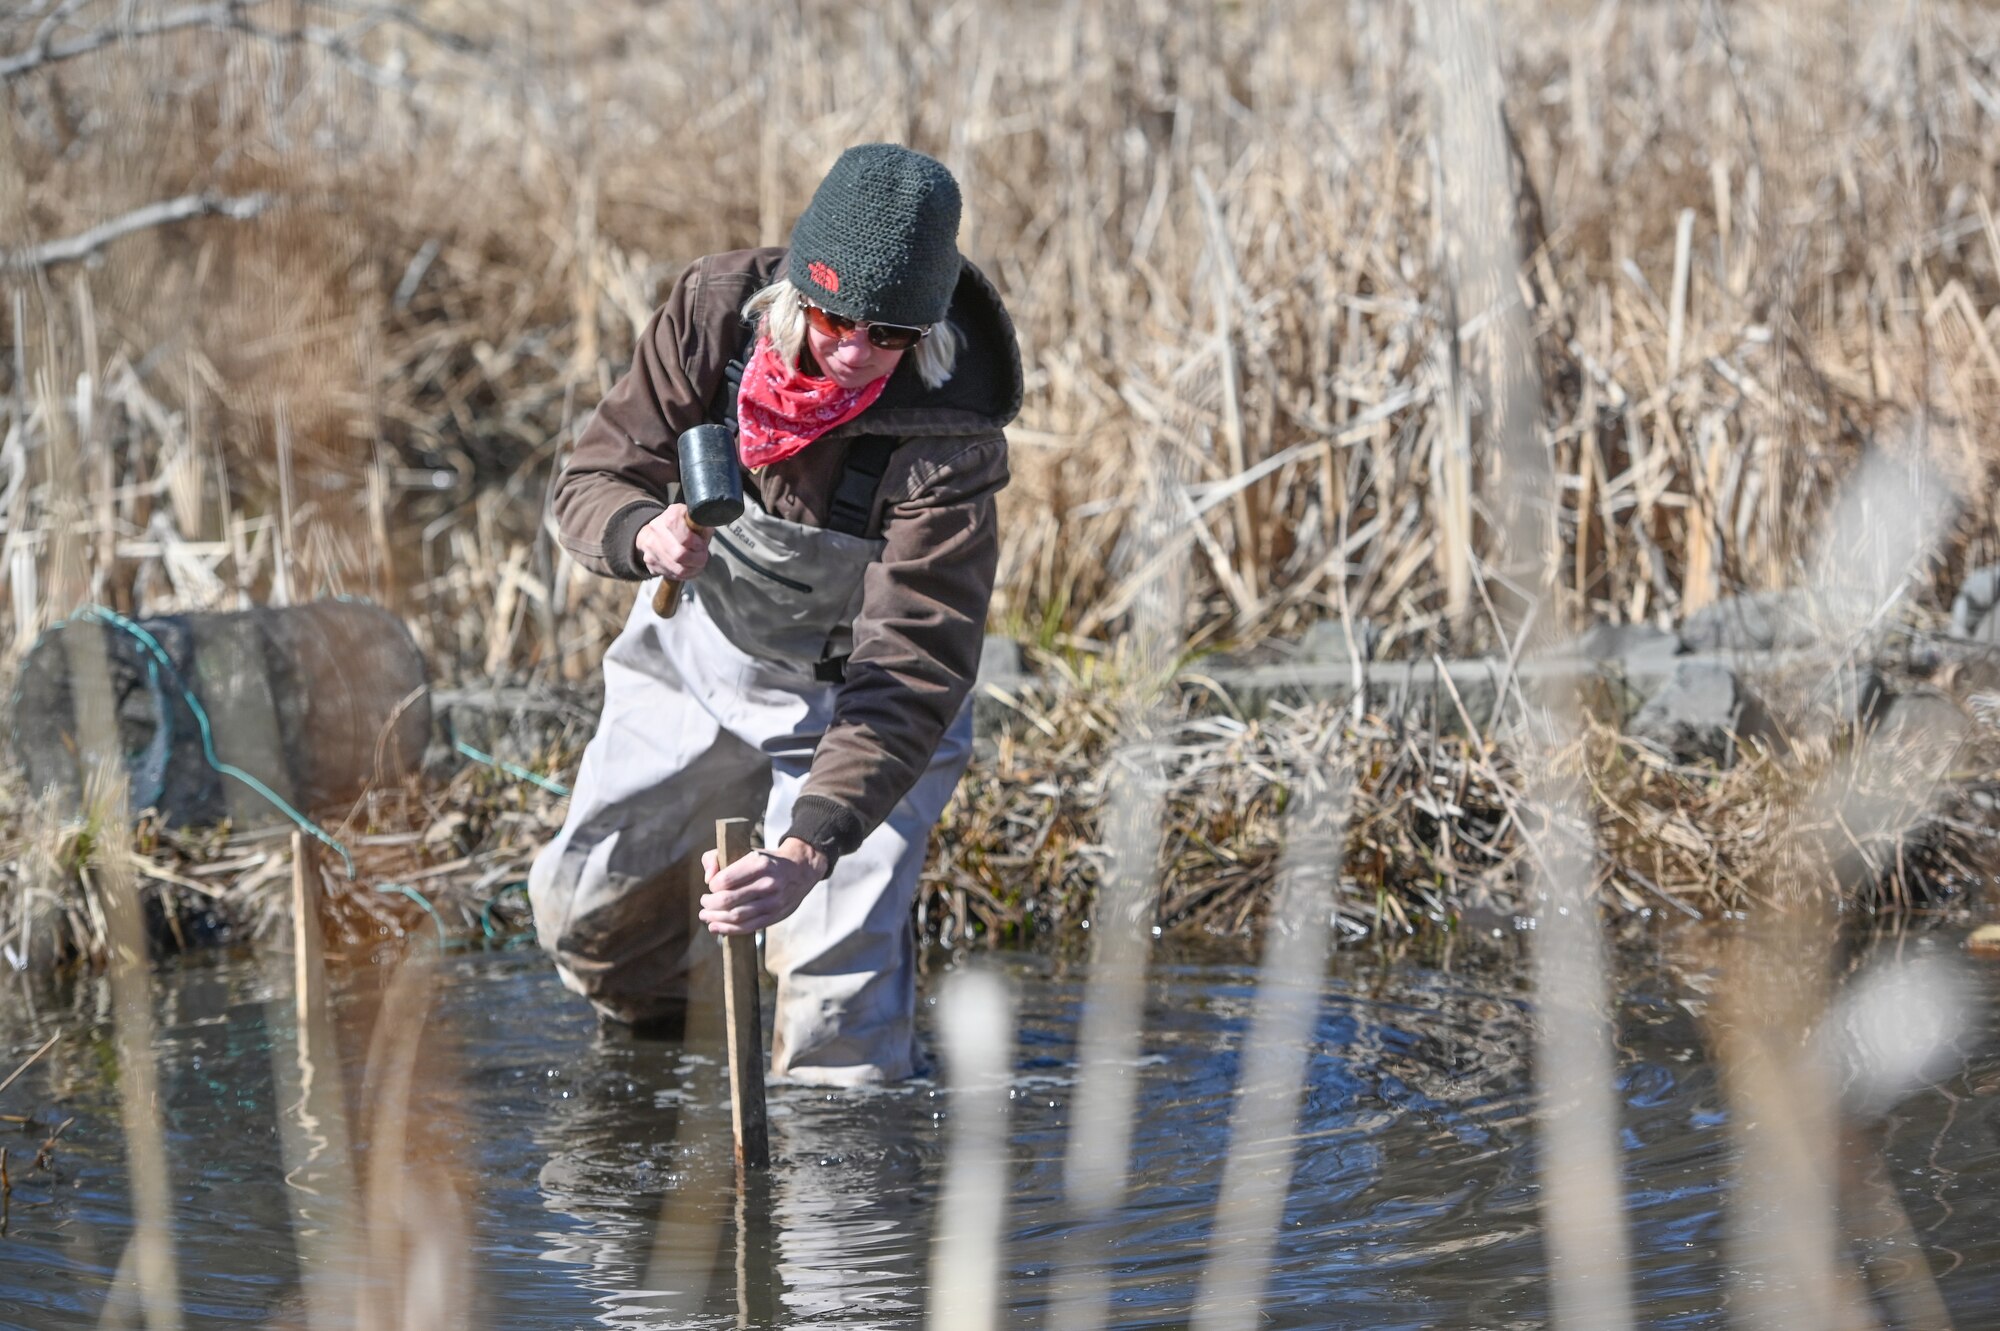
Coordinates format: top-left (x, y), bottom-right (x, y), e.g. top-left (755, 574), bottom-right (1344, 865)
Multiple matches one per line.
top-left (0, 936), bottom-right (1996, 1329)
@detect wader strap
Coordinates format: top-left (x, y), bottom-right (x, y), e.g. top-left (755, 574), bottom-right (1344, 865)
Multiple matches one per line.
top-left (705, 335), bottom-right (752, 500)
top-left (711, 334), bottom-right (751, 433)
top-left (814, 434), bottom-right (895, 681)
top-left (826, 435), bottom-right (898, 537)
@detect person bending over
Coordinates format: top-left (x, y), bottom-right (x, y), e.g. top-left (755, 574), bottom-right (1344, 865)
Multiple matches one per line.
top-left (531, 143), bottom-right (1019, 1085)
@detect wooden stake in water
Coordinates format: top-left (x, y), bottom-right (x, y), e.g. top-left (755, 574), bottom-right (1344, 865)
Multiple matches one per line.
top-left (715, 818), bottom-right (770, 1171)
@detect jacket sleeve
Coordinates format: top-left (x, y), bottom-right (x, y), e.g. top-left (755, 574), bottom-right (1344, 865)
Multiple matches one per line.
top-left (550, 257), bottom-right (742, 579)
top-left (784, 433), bottom-right (1009, 860)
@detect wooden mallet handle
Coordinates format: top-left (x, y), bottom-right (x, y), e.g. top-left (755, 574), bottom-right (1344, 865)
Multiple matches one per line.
top-left (651, 520), bottom-right (712, 619)
top-left (715, 817), bottom-right (770, 1171)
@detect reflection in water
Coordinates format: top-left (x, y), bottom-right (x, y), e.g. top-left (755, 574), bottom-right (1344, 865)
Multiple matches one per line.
top-left (0, 938), bottom-right (1995, 1329)
top-left (531, 1025), bottom-right (934, 1329)
top-left (532, 1036), bottom-right (723, 1325)
top-left (769, 1090), bottom-right (930, 1326)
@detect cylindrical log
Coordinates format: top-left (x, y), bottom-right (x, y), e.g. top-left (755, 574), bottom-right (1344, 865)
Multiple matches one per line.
top-left (11, 599), bottom-right (429, 827)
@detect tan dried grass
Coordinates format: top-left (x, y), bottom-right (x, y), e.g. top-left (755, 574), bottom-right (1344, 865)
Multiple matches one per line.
top-left (2, 1), bottom-right (1998, 673)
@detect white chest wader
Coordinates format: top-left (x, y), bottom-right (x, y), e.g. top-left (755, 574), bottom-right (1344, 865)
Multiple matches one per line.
top-left (528, 492), bottom-right (973, 1086)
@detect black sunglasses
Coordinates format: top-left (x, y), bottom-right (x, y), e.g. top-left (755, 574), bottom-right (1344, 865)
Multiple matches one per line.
top-left (802, 301), bottom-right (933, 352)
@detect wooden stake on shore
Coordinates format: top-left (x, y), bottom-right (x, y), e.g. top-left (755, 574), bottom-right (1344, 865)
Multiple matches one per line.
top-left (715, 818), bottom-right (770, 1171)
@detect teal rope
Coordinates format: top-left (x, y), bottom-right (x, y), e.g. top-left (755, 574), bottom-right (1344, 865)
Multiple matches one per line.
top-left (377, 882), bottom-right (448, 951)
top-left (479, 881), bottom-right (530, 940)
top-left (73, 607), bottom-right (356, 878)
top-left (453, 739), bottom-right (571, 797)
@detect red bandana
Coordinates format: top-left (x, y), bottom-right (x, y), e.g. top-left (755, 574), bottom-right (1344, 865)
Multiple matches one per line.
top-left (734, 334), bottom-right (889, 471)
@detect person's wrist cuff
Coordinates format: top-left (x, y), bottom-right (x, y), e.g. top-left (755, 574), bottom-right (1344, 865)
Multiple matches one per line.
top-left (780, 839), bottom-right (833, 882)
top-left (604, 501), bottom-right (666, 580)
top-left (785, 795), bottom-right (867, 872)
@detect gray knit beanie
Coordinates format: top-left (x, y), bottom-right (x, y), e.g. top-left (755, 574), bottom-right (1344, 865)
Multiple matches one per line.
top-left (788, 144), bottom-right (962, 327)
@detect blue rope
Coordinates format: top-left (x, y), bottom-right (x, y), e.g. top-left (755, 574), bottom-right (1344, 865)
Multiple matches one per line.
top-left (70, 606), bottom-right (356, 878)
top-left (452, 738), bottom-right (571, 797)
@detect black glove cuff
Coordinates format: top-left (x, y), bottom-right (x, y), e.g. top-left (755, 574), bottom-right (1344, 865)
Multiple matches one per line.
top-left (784, 795), bottom-right (868, 875)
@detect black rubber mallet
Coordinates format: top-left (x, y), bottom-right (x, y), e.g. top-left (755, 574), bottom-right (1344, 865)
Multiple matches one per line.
top-left (653, 423), bottom-right (744, 618)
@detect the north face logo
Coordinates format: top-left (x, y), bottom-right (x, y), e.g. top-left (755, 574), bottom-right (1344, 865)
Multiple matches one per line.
top-left (808, 261), bottom-right (840, 293)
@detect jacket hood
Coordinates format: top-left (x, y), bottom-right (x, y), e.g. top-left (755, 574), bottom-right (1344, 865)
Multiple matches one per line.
top-left (863, 255), bottom-right (1023, 435)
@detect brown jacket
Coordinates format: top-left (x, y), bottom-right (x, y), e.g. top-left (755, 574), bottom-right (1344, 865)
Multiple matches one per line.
top-left (552, 247), bottom-right (1020, 860)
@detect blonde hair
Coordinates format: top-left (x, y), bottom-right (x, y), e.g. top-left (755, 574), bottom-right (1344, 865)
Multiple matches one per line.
top-left (742, 280), bottom-right (960, 390)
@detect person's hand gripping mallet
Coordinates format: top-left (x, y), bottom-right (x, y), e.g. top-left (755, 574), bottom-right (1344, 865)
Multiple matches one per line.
top-left (644, 424), bottom-right (744, 617)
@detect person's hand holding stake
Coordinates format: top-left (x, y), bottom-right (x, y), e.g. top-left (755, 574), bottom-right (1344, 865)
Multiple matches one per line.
top-left (700, 837), bottom-right (829, 935)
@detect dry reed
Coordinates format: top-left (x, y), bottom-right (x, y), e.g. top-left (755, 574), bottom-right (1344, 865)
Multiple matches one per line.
top-left (2, 1), bottom-right (1998, 669)
top-left (1, 0), bottom-right (1996, 950)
